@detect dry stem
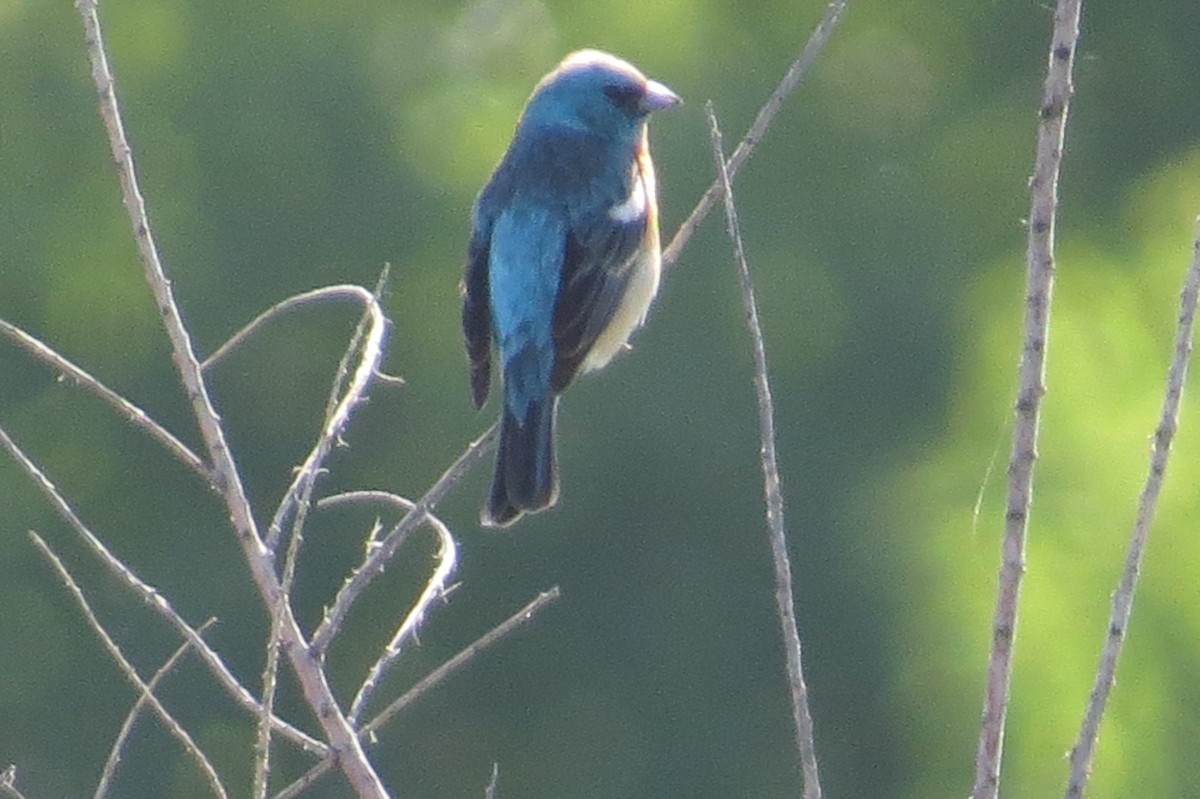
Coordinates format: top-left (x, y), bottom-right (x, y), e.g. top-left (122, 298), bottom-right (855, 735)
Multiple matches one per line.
top-left (75, 1), bottom-right (385, 792)
top-left (275, 588), bottom-right (560, 799)
top-left (662, 0), bottom-right (852, 270)
top-left (95, 619), bottom-right (218, 799)
top-left (0, 318), bottom-right (208, 480)
top-left (973, 2), bottom-right (1083, 797)
top-left (31, 533), bottom-right (228, 799)
top-left (1063, 220), bottom-right (1200, 797)
top-left (707, 103), bottom-right (822, 799)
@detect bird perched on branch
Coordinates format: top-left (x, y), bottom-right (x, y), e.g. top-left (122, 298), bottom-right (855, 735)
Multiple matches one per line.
top-left (462, 49), bottom-right (680, 527)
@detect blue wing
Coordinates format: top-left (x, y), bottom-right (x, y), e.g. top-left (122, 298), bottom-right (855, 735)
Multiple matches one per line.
top-left (464, 127), bottom-right (646, 402)
top-left (487, 202), bottom-right (564, 422)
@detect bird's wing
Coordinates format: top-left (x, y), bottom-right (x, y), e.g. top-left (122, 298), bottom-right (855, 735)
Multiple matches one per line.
top-left (550, 167), bottom-right (648, 392)
top-left (463, 208), bottom-right (494, 409)
top-left (488, 200), bottom-right (568, 422)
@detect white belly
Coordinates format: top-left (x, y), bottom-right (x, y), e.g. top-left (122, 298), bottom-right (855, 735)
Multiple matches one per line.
top-left (580, 244), bottom-right (661, 373)
top-left (580, 134), bottom-right (662, 374)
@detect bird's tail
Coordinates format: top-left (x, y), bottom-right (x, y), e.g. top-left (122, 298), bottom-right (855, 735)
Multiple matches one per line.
top-left (483, 396), bottom-right (560, 528)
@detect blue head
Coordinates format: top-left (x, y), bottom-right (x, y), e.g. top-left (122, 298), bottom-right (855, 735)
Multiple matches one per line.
top-left (517, 50), bottom-right (680, 148)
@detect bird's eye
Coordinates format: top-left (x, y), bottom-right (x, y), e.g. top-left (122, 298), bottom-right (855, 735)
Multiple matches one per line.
top-left (603, 83), bottom-right (642, 111)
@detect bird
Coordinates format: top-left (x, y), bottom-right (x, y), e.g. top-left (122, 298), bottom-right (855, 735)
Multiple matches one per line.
top-left (462, 49), bottom-right (680, 528)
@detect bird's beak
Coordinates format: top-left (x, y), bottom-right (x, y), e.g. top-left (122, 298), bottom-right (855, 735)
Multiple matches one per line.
top-left (640, 79), bottom-right (682, 113)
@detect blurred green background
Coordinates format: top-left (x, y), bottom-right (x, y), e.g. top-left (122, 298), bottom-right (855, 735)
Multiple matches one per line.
top-left (3, 0), bottom-right (1200, 796)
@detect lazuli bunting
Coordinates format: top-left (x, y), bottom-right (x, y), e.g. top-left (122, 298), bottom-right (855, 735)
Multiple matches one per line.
top-left (463, 50), bottom-right (680, 527)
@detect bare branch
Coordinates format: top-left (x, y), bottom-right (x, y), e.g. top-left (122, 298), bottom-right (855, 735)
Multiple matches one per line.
top-left (483, 763), bottom-right (500, 799)
top-left (1064, 219), bottom-right (1200, 797)
top-left (275, 588), bottom-right (561, 799)
top-left (319, 269), bottom-right (394, 448)
top-left (662, 0), bottom-right (852, 270)
top-left (361, 588), bottom-right (560, 742)
top-left (254, 539), bottom-right (294, 799)
top-left (73, 0), bottom-right (258, 542)
top-left (30, 532), bottom-right (229, 799)
top-left (0, 318), bottom-right (209, 481)
top-left (311, 426), bottom-right (496, 654)
top-left (75, 2), bottom-right (386, 791)
top-left (349, 507), bottom-right (458, 725)
top-left (706, 103), bottom-right (822, 799)
top-left (306, 490), bottom-right (461, 723)
top-left (95, 618), bottom-right (218, 799)
top-left (973, 2), bottom-right (1083, 797)
top-left (0, 424), bottom-right (324, 756)
top-left (266, 285), bottom-right (389, 554)
top-left (201, 283), bottom-right (381, 372)
top-left (255, 273), bottom-right (391, 796)
top-left (1, 766), bottom-right (31, 799)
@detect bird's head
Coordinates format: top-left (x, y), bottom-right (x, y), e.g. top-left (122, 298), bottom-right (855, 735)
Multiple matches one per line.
top-left (519, 50), bottom-right (680, 144)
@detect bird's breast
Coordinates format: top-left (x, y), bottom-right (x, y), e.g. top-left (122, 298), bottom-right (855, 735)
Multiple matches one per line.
top-left (580, 143), bottom-right (662, 374)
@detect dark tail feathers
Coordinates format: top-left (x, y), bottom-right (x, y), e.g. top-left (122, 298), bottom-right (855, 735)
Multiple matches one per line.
top-left (483, 397), bottom-right (559, 528)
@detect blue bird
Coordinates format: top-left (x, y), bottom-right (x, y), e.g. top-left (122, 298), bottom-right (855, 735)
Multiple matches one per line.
top-left (463, 50), bottom-right (680, 527)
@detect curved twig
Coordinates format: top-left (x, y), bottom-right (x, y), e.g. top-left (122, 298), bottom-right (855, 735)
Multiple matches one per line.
top-left (310, 490), bottom-right (459, 723)
top-left (75, 3), bottom-right (385, 793)
top-left (264, 285), bottom-right (389, 553)
top-left (310, 427), bottom-right (496, 654)
top-left (337, 497), bottom-right (459, 724)
top-left (256, 273), bottom-right (392, 796)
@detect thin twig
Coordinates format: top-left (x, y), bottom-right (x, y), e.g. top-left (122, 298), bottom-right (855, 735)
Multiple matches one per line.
top-left (349, 508), bottom-right (458, 725)
top-left (274, 588), bottom-right (561, 799)
top-left (201, 282), bottom-right (382, 372)
top-left (317, 490), bottom-right (424, 552)
top-left (311, 426), bottom-right (496, 654)
top-left (76, 3), bottom-right (385, 792)
top-left (662, 0), bottom-right (852, 270)
top-left (202, 283), bottom-right (390, 555)
top-left (73, 0), bottom-right (258, 548)
top-left (1064, 220), bottom-right (1200, 798)
top-left (268, 283), bottom-right (388, 551)
top-left (254, 539), bottom-right (295, 799)
top-left (973, 3), bottom-right (1083, 798)
top-left (253, 276), bottom-right (392, 798)
top-left (207, 284), bottom-right (390, 553)
top-left (362, 588), bottom-right (559, 737)
top-left (30, 532), bottom-right (229, 799)
top-left (95, 618), bottom-right (218, 799)
top-left (309, 490), bottom-right (460, 723)
top-left (1, 766), bottom-right (30, 799)
top-left (483, 763), bottom-right (500, 799)
top-left (0, 318), bottom-right (209, 481)
top-left (267, 285), bottom-right (387, 552)
top-left (706, 103), bottom-right (822, 799)
top-left (0, 423), bottom-right (324, 756)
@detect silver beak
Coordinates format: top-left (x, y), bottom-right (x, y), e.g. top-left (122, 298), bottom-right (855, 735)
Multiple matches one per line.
top-left (640, 79), bottom-right (682, 113)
